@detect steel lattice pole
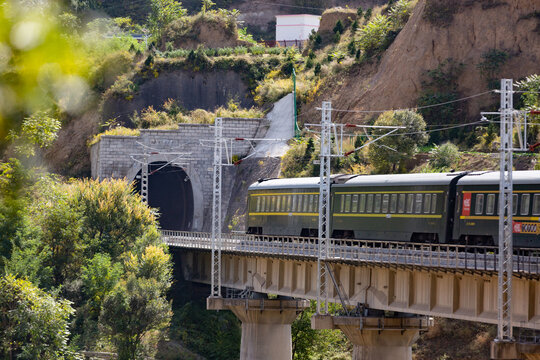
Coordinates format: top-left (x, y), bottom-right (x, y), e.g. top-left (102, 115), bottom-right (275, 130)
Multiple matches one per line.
top-left (211, 117), bottom-right (223, 298)
top-left (317, 101), bottom-right (332, 314)
top-left (497, 79), bottom-right (514, 341)
top-left (141, 154), bottom-right (149, 204)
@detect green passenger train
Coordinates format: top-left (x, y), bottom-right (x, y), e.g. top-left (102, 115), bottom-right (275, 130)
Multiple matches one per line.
top-left (246, 171), bottom-right (540, 248)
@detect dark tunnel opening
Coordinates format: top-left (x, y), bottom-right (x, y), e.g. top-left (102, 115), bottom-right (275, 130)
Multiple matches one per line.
top-left (134, 162), bottom-right (194, 231)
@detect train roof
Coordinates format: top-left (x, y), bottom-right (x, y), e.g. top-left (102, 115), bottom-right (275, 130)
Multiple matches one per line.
top-left (337, 172), bottom-right (461, 187)
top-left (248, 177), bottom-right (320, 190)
top-left (458, 171), bottom-right (540, 186)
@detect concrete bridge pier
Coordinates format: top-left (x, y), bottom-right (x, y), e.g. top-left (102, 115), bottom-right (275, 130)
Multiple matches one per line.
top-left (207, 297), bottom-right (309, 360)
top-left (312, 315), bottom-right (433, 360)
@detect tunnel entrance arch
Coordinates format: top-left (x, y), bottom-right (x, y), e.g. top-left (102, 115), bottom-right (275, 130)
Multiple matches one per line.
top-left (133, 162), bottom-right (195, 231)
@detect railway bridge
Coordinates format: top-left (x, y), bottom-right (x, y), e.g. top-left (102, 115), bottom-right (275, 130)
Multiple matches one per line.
top-left (163, 230), bottom-right (540, 360)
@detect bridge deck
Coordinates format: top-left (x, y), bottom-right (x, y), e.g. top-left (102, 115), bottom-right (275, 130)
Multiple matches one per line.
top-left (162, 231), bottom-right (540, 276)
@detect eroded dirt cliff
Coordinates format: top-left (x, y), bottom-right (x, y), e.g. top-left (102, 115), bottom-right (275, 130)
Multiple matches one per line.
top-left (303, 0), bottom-right (540, 124)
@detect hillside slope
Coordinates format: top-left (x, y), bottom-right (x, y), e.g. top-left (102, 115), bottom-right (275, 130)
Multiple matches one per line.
top-left (303, 0), bottom-right (540, 124)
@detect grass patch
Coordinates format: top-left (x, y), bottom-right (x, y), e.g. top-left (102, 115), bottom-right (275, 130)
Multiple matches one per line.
top-left (89, 127), bottom-right (140, 146)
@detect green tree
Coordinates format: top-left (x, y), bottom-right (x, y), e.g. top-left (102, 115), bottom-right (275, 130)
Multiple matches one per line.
top-left (333, 20), bottom-right (344, 34)
top-left (368, 110), bottom-right (428, 173)
top-left (100, 246), bottom-right (172, 360)
top-left (0, 275), bottom-right (76, 359)
top-left (73, 179), bottom-right (161, 260)
top-left (81, 253), bottom-right (123, 317)
top-left (148, 0), bottom-right (186, 39)
top-left (429, 142), bottom-right (459, 170)
top-left (0, 160), bottom-right (31, 273)
top-left (516, 74), bottom-right (540, 109)
top-left (364, 8), bottom-right (373, 21)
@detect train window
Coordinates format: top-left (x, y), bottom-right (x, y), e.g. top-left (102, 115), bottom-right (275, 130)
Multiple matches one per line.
top-left (475, 194), bottom-right (484, 215)
top-left (315, 195), bottom-right (319, 211)
top-left (415, 194), bottom-right (423, 213)
top-left (533, 194), bottom-right (540, 215)
top-left (521, 194), bottom-right (530, 215)
top-left (359, 194), bottom-right (366, 213)
top-left (390, 194), bottom-right (397, 213)
top-left (308, 195), bottom-right (313, 212)
top-left (513, 194), bottom-right (518, 215)
top-left (352, 195), bottom-right (359, 212)
top-left (261, 197), bottom-right (266, 212)
top-left (303, 195), bottom-right (309, 212)
top-left (374, 194), bottom-right (382, 213)
top-left (270, 196), bottom-right (275, 212)
top-left (255, 197), bottom-right (260, 212)
top-left (297, 195), bottom-right (302, 212)
top-left (292, 195), bottom-right (297, 212)
top-left (366, 194), bottom-right (374, 213)
top-left (339, 195), bottom-right (345, 213)
top-left (424, 194), bottom-right (431, 214)
top-left (287, 196), bottom-right (292, 212)
top-left (398, 194), bottom-right (406, 213)
top-left (431, 194), bottom-right (437, 214)
top-left (345, 194), bottom-right (352, 213)
top-left (406, 194), bottom-right (414, 213)
top-left (382, 194), bottom-right (389, 213)
top-left (486, 194), bottom-right (495, 215)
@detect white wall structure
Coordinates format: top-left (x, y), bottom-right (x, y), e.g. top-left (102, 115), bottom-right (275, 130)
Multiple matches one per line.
top-left (275, 14), bottom-right (321, 45)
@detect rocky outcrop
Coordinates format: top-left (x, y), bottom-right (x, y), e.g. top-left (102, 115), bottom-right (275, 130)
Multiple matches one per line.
top-left (101, 70), bottom-right (254, 125)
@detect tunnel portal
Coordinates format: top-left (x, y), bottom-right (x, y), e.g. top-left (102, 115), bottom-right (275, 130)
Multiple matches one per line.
top-left (135, 162), bottom-right (194, 231)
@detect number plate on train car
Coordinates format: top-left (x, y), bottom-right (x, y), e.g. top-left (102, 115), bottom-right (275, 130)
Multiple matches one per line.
top-left (513, 222), bottom-right (540, 234)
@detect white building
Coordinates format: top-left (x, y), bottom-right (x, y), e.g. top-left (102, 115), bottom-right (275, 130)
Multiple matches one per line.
top-left (275, 14), bottom-right (321, 46)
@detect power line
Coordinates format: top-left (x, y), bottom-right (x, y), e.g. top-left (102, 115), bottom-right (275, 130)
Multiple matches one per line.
top-left (322, 90), bottom-right (495, 114)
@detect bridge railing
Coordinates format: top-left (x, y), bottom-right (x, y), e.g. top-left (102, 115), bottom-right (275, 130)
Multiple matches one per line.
top-left (161, 230), bottom-right (540, 275)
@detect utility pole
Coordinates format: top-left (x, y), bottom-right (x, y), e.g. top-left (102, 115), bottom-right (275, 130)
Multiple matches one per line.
top-left (497, 79), bottom-right (515, 342)
top-left (211, 117), bottom-right (223, 298)
top-left (317, 101), bottom-right (332, 314)
top-left (307, 102), bottom-right (404, 315)
top-left (481, 79), bottom-right (529, 343)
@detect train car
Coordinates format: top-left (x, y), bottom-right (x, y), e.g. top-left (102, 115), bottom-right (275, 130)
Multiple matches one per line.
top-left (332, 173), bottom-right (466, 242)
top-left (246, 177), bottom-right (321, 236)
top-left (454, 170), bottom-right (540, 247)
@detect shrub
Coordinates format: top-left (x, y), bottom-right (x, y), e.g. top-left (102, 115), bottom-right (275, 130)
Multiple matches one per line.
top-left (388, 0), bottom-right (413, 28)
top-left (357, 7), bottom-right (364, 17)
top-left (254, 78), bottom-right (293, 105)
top-left (131, 106), bottom-right (177, 129)
top-left (429, 142), bottom-right (459, 169)
top-left (314, 63), bottom-right (322, 75)
top-left (305, 57), bottom-right (314, 69)
top-left (91, 51), bottom-right (134, 92)
top-left (109, 75), bottom-right (138, 99)
top-left (423, 0), bottom-right (460, 27)
top-left (476, 49), bottom-right (509, 88)
top-left (356, 15), bottom-right (391, 56)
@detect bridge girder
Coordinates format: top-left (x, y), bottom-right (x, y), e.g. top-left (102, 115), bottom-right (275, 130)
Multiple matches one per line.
top-left (178, 250), bottom-right (540, 330)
